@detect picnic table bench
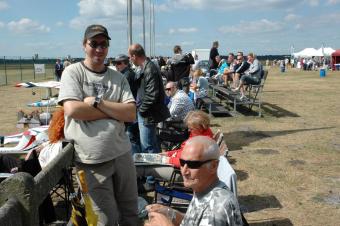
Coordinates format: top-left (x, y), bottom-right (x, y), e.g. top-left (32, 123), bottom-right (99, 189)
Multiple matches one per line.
top-left (208, 70), bottom-right (268, 117)
top-left (199, 96), bottom-right (231, 116)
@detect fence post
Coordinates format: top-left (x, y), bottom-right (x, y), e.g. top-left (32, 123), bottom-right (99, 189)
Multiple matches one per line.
top-left (0, 172), bottom-right (38, 226)
top-left (19, 56), bottom-right (23, 81)
top-left (3, 56), bottom-right (7, 85)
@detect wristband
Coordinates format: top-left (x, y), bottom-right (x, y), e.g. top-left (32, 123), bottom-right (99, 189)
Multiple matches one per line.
top-left (93, 96), bottom-right (101, 108)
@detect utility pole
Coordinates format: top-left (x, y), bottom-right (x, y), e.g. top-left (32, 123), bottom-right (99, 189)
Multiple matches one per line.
top-left (152, 3), bottom-right (155, 57)
top-left (127, 0), bottom-right (133, 46)
top-left (149, 0), bottom-right (152, 57)
top-left (142, 0), bottom-right (146, 49)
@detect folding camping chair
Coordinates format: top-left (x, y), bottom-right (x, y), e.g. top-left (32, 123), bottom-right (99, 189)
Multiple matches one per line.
top-left (157, 120), bottom-right (189, 150)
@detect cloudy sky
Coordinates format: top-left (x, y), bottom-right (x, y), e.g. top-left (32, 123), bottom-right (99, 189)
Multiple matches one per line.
top-left (0, 0), bottom-right (339, 58)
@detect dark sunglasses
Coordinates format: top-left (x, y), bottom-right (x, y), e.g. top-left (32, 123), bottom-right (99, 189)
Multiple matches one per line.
top-left (88, 40), bottom-right (109, 49)
top-left (165, 87), bottom-right (172, 91)
top-left (115, 61), bottom-right (123, 66)
top-left (179, 158), bottom-right (215, 169)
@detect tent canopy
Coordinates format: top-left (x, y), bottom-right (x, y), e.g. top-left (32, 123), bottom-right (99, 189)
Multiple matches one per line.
top-left (315, 47), bottom-right (336, 56)
top-left (293, 48), bottom-right (322, 58)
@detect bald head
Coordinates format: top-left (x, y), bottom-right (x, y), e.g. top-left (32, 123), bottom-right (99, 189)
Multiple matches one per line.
top-left (128, 43), bottom-right (145, 57)
top-left (181, 136), bottom-right (220, 193)
top-left (183, 136), bottom-right (220, 161)
top-left (165, 81), bottom-right (177, 97)
top-left (128, 43), bottom-right (146, 66)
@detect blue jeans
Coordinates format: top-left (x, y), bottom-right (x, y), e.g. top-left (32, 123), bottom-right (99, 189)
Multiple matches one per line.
top-left (126, 121), bottom-right (141, 154)
top-left (137, 112), bottom-right (160, 153)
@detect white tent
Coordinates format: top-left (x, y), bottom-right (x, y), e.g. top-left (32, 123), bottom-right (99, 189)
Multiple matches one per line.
top-left (315, 47), bottom-right (336, 57)
top-left (293, 48), bottom-right (322, 58)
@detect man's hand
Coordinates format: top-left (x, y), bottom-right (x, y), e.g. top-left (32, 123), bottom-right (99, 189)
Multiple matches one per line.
top-left (145, 212), bottom-right (173, 226)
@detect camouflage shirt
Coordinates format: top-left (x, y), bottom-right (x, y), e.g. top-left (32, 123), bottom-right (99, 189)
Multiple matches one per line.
top-left (180, 180), bottom-right (243, 226)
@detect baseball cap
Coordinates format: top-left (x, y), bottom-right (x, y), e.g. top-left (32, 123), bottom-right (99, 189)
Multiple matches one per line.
top-left (113, 54), bottom-right (129, 62)
top-left (84, 24), bottom-right (111, 40)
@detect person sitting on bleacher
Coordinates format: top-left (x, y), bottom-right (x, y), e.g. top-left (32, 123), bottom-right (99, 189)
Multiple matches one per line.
top-left (165, 81), bottom-right (194, 121)
top-left (191, 69), bottom-right (209, 109)
top-left (222, 53), bottom-right (237, 86)
top-left (232, 52), bottom-right (263, 100)
top-left (211, 55), bottom-right (229, 84)
top-left (232, 52), bottom-right (250, 88)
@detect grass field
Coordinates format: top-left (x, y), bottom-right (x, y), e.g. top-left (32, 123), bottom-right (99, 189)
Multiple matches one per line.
top-left (0, 64), bottom-right (55, 85)
top-left (0, 66), bottom-right (339, 225)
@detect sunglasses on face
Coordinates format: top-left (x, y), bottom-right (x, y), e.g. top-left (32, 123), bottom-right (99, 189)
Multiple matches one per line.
top-left (115, 61), bottom-right (123, 66)
top-left (88, 40), bottom-right (109, 49)
top-left (179, 158), bottom-right (215, 169)
top-left (165, 87), bottom-right (172, 91)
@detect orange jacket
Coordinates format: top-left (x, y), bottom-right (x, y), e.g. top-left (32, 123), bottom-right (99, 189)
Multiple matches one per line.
top-left (166, 128), bottom-right (214, 168)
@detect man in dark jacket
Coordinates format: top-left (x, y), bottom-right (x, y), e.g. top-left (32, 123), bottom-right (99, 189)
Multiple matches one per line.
top-left (128, 43), bottom-right (170, 153)
top-left (113, 54), bottom-right (138, 99)
top-left (55, 59), bottom-right (64, 81)
top-left (209, 41), bottom-right (219, 70)
top-left (167, 45), bottom-right (194, 82)
top-left (113, 54), bottom-right (140, 153)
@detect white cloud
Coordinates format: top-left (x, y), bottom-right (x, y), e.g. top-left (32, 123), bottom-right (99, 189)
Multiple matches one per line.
top-left (78, 0), bottom-right (126, 17)
top-left (7, 18), bottom-right (50, 34)
top-left (155, 4), bottom-right (171, 12)
top-left (317, 12), bottom-right (340, 24)
top-left (180, 41), bottom-right (194, 46)
top-left (169, 27), bottom-right (198, 34)
top-left (70, 0), bottom-right (140, 31)
top-left (56, 21), bottom-right (64, 27)
top-left (304, 0), bottom-right (320, 6)
top-left (158, 0), bottom-right (297, 11)
top-left (0, 1), bottom-right (9, 10)
top-left (218, 19), bottom-right (284, 34)
top-left (295, 23), bottom-right (302, 30)
top-left (327, 0), bottom-right (340, 4)
top-left (284, 13), bottom-right (299, 21)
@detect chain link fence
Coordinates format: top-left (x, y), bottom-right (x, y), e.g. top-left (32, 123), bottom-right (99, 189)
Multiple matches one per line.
top-left (0, 56), bottom-right (57, 86)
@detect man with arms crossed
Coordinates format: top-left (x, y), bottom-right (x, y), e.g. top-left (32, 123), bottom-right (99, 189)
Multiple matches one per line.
top-left (58, 24), bottom-right (138, 225)
top-left (145, 136), bottom-right (243, 226)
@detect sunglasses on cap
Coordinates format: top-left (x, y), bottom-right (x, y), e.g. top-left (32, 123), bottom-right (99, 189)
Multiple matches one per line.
top-left (179, 158), bottom-right (216, 169)
top-left (88, 40), bottom-right (109, 49)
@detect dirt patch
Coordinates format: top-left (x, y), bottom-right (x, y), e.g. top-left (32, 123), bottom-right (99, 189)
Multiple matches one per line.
top-left (287, 159), bottom-right (306, 166)
top-left (313, 192), bottom-right (340, 206)
top-left (255, 149), bottom-right (279, 155)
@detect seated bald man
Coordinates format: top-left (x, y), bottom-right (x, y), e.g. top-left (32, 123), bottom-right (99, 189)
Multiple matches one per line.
top-left (165, 81), bottom-right (194, 121)
top-left (145, 136), bottom-right (243, 226)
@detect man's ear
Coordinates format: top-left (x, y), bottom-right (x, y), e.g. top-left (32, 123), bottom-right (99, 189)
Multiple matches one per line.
top-left (208, 160), bottom-right (219, 171)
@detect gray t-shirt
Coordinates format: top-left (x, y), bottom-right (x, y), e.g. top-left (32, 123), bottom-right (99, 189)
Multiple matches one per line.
top-left (58, 62), bottom-right (135, 164)
top-left (181, 180), bottom-right (243, 226)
